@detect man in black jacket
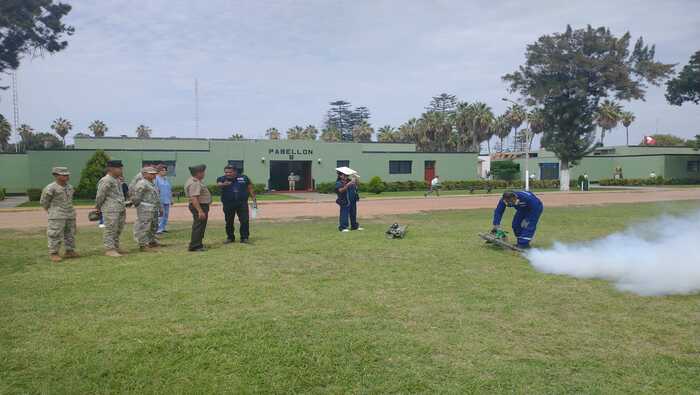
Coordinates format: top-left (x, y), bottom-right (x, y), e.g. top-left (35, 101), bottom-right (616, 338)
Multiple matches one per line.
top-left (217, 165), bottom-right (256, 243)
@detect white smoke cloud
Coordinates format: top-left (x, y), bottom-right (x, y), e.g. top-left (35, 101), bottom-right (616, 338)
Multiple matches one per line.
top-left (526, 209), bottom-right (700, 296)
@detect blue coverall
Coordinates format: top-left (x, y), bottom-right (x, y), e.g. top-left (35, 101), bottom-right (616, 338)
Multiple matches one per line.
top-left (492, 191), bottom-right (543, 248)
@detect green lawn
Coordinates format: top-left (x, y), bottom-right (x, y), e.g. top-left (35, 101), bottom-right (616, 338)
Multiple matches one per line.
top-left (16, 193), bottom-right (298, 208)
top-left (1, 201), bottom-right (699, 393)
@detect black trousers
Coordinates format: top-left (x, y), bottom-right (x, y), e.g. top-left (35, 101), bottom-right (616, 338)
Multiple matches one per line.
top-left (188, 203), bottom-right (209, 250)
top-left (223, 202), bottom-right (249, 241)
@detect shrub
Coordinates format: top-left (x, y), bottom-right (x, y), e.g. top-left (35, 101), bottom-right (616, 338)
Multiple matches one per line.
top-left (75, 150), bottom-right (110, 199)
top-left (491, 160), bottom-right (520, 181)
top-left (0, 186), bottom-right (5, 201)
top-left (27, 188), bottom-right (42, 201)
top-left (253, 183), bottom-right (267, 194)
top-left (316, 182), bottom-right (336, 194)
top-left (367, 176), bottom-right (386, 194)
top-left (599, 177), bottom-right (700, 186)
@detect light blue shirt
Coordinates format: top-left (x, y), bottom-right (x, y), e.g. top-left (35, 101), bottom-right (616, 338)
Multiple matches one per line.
top-left (155, 175), bottom-right (172, 204)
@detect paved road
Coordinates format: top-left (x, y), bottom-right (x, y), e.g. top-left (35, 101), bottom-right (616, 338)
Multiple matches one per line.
top-left (0, 196), bottom-right (28, 209)
top-left (0, 189), bottom-right (698, 230)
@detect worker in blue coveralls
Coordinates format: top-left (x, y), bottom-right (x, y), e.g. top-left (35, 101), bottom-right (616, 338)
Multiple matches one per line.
top-left (491, 190), bottom-right (543, 249)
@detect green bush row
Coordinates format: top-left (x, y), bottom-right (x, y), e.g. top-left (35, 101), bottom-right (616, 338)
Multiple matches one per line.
top-left (316, 178), bottom-right (564, 194)
top-left (598, 177), bottom-right (700, 186)
top-left (0, 186), bottom-right (5, 201)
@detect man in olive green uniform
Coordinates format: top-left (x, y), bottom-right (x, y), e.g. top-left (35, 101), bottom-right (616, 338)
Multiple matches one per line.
top-left (40, 167), bottom-right (78, 262)
top-left (185, 164), bottom-right (212, 252)
top-left (132, 167), bottom-right (162, 250)
top-left (95, 160), bottom-right (127, 257)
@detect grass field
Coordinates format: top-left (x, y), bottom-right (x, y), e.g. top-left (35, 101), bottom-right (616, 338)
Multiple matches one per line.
top-left (1, 201), bottom-right (699, 393)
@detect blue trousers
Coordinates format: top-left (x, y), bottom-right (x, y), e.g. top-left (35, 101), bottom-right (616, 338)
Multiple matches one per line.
top-left (512, 207), bottom-right (543, 247)
top-left (338, 202), bottom-right (359, 231)
top-left (158, 203), bottom-right (170, 232)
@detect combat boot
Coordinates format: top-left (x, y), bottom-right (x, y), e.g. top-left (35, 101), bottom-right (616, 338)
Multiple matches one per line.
top-left (64, 251), bottom-right (80, 259)
top-left (105, 249), bottom-right (122, 257)
top-left (49, 253), bottom-right (62, 263)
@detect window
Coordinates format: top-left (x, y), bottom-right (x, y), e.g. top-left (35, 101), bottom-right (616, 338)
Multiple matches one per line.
top-left (142, 160), bottom-right (176, 176)
top-left (336, 160), bottom-right (350, 168)
top-left (389, 160), bottom-right (412, 174)
top-left (687, 160), bottom-right (700, 173)
top-left (227, 160), bottom-right (244, 174)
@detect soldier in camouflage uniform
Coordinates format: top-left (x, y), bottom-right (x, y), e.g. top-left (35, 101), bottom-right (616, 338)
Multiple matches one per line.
top-left (95, 160), bottom-right (127, 257)
top-left (40, 167), bottom-right (78, 262)
top-left (132, 167), bottom-right (162, 250)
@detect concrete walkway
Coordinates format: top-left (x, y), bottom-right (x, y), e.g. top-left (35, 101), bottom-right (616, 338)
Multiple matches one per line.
top-left (0, 196), bottom-right (28, 209)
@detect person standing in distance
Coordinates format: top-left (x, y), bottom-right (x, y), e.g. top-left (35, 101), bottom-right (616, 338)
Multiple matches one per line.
top-left (40, 167), bottom-right (78, 262)
top-left (95, 160), bottom-right (127, 257)
top-left (155, 164), bottom-right (172, 234)
top-left (288, 172), bottom-right (296, 191)
top-left (132, 167), bottom-right (162, 251)
top-left (217, 165), bottom-right (256, 244)
top-left (185, 164), bottom-right (211, 252)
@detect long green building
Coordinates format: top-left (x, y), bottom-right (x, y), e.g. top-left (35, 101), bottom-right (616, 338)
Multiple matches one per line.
top-left (0, 137), bottom-right (479, 193)
top-left (508, 145), bottom-right (700, 181)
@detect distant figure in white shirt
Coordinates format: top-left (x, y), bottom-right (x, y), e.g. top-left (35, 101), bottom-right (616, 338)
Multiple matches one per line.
top-left (425, 175), bottom-right (441, 197)
top-left (288, 172), bottom-right (296, 191)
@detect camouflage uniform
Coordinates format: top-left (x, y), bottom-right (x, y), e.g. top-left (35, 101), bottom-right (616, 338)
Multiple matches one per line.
top-left (95, 174), bottom-right (126, 250)
top-left (132, 174), bottom-right (161, 247)
top-left (40, 181), bottom-right (76, 254)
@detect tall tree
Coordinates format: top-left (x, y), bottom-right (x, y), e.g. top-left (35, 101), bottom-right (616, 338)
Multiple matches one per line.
top-left (265, 127), bottom-right (281, 140)
top-left (302, 125), bottom-right (319, 140)
top-left (468, 102), bottom-right (494, 152)
top-left (18, 124), bottom-right (34, 143)
top-left (0, 1), bottom-right (74, 87)
top-left (454, 102), bottom-right (473, 152)
top-left (377, 125), bottom-right (398, 143)
top-left (620, 111), bottom-right (635, 146)
top-left (527, 108), bottom-right (545, 151)
top-left (505, 104), bottom-right (526, 151)
top-left (286, 125), bottom-right (304, 140)
top-left (493, 114), bottom-right (511, 152)
top-left (503, 25), bottom-right (673, 190)
top-left (135, 125), bottom-right (152, 138)
top-left (666, 50), bottom-right (700, 106)
top-left (397, 119), bottom-right (419, 144)
top-left (0, 114), bottom-right (11, 151)
top-left (50, 117), bottom-right (72, 145)
top-left (320, 126), bottom-right (341, 142)
top-left (416, 111), bottom-right (454, 152)
top-left (88, 120), bottom-right (108, 137)
top-left (426, 93), bottom-right (458, 114)
top-left (351, 121), bottom-right (374, 142)
top-left (325, 100), bottom-right (353, 141)
top-left (595, 100), bottom-right (622, 146)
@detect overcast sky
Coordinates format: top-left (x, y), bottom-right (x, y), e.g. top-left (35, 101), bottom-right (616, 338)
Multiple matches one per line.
top-left (1, 0), bottom-right (699, 146)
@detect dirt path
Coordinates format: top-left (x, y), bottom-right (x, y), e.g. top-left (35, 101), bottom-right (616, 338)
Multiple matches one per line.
top-left (1, 189), bottom-right (698, 230)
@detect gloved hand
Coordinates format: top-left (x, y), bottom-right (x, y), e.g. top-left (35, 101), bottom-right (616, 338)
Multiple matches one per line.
top-left (490, 225), bottom-right (501, 234)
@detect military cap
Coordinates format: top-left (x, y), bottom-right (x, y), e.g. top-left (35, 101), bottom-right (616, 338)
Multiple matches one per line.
top-left (188, 164), bottom-right (207, 175)
top-left (51, 166), bottom-right (70, 176)
top-left (141, 166), bottom-right (159, 174)
top-left (106, 160), bottom-right (123, 168)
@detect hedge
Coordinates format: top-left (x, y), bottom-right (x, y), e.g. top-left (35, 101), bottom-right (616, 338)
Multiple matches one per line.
top-left (598, 177), bottom-right (700, 186)
top-left (316, 179), bottom-right (565, 194)
top-left (0, 186), bottom-right (5, 201)
top-left (27, 188), bottom-right (42, 201)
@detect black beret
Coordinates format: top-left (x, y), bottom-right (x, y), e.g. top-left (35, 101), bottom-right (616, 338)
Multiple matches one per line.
top-left (106, 160), bottom-right (123, 168)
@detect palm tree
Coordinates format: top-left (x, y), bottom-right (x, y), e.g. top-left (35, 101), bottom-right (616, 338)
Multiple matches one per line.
top-left (505, 104), bottom-right (526, 151)
top-left (493, 114), bottom-right (511, 152)
top-left (88, 120), bottom-right (108, 137)
top-left (351, 121), bottom-right (374, 142)
top-left (468, 102), bottom-right (494, 153)
top-left (51, 118), bottom-right (72, 145)
top-left (620, 111), bottom-right (635, 146)
top-left (265, 128), bottom-right (281, 140)
top-left (595, 100), bottom-right (623, 146)
top-left (302, 125), bottom-right (319, 140)
top-left (229, 133), bottom-right (245, 140)
top-left (454, 102), bottom-right (473, 152)
top-left (0, 114), bottom-right (11, 152)
top-left (527, 108), bottom-right (545, 151)
top-left (286, 126), bottom-right (304, 139)
top-left (377, 125), bottom-right (397, 142)
top-left (320, 127), bottom-right (341, 142)
top-left (135, 125), bottom-right (152, 138)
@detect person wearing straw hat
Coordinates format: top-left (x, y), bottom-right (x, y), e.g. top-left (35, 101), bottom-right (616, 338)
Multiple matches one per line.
top-left (95, 160), bottom-right (127, 257)
top-left (132, 166), bottom-right (163, 251)
top-left (40, 167), bottom-right (78, 262)
top-left (334, 167), bottom-right (363, 232)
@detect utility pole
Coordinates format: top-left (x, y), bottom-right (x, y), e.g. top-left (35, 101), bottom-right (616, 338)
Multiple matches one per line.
top-left (11, 72), bottom-right (20, 152)
top-left (194, 78), bottom-right (199, 137)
